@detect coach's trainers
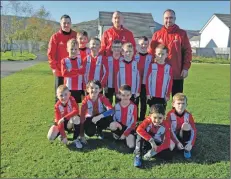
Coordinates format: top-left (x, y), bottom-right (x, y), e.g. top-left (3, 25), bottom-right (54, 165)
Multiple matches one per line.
top-left (74, 139), bottom-right (83, 149)
top-left (134, 156), bottom-right (142, 167)
top-left (143, 149), bottom-right (157, 160)
top-left (184, 150), bottom-right (191, 159)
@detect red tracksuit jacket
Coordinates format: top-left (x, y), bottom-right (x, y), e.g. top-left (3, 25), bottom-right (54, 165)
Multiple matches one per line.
top-left (136, 117), bottom-right (171, 153)
top-left (166, 109), bottom-right (197, 146)
top-left (55, 96), bottom-right (79, 138)
top-left (113, 101), bottom-right (137, 136)
top-left (146, 62), bottom-right (173, 99)
top-left (100, 26), bottom-right (136, 56)
top-left (47, 29), bottom-right (77, 76)
top-left (83, 54), bottom-right (109, 89)
top-left (148, 24), bottom-right (192, 79)
top-left (61, 55), bottom-right (85, 90)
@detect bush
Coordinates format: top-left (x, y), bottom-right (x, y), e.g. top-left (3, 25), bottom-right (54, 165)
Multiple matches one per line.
top-left (192, 56), bottom-right (230, 64)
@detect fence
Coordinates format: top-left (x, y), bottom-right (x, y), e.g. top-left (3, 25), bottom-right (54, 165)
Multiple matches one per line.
top-left (193, 47), bottom-right (230, 59)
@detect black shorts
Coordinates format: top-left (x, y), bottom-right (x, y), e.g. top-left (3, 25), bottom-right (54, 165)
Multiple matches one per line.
top-left (176, 130), bottom-right (191, 146)
top-left (70, 90), bottom-right (82, 103)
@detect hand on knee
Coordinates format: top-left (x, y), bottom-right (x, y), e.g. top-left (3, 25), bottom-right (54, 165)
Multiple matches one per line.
top-left (71, 116), bottom-right (81, 125)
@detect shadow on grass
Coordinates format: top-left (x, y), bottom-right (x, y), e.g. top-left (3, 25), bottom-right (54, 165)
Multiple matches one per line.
top-left (66, 123), bottom-right (230, 167)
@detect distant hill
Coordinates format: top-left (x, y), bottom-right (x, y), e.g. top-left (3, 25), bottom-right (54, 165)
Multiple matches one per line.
top-left (1, 15), bottom-right (200, 39)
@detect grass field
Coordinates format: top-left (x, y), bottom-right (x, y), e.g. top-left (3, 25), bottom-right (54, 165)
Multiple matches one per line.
top-left (0, 51), bottom-right (37, 61)
top-left (1, 62), bottom-right (230, 178)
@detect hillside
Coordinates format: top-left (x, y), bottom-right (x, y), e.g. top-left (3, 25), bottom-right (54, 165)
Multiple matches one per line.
top-left (1, 15), bottom-right (199, 39)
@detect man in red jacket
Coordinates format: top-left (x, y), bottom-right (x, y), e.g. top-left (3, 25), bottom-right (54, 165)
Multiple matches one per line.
top-left (100, 11), bottom-right (136, 56)
top-left (47, 14), bottom-right (77, 102)
top-left (148, 9), bottom-right (192, 97)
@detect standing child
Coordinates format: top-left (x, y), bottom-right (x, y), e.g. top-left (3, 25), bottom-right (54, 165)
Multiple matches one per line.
top-left (166, 93), bottom-right (197, 159)
top-left (61, 39), bottom-right (85, 104)
top-left (109, 85), bottom-right (137, 151)
top-left (146, 44), bottom-right (173, 109)
top-left (105, 39), bottom-right (123, 104)
top-left (135, 36), bottom-right (152, 121)
top-left (80, 80), bottom-right (114, 140)
top-left (115, 42), bottom-right (140, 105)
top-left (83, 38), bottom-right (108, 93)
top-left (47, 85), bottom-right (83, 149)
top-left (133, 104), bottom-right (173, 167)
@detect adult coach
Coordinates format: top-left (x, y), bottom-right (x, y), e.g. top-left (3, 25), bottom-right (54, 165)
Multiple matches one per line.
top-left (148, 9), bottom-right (192, 97)
top-left (47, 14), bottom-right (77, 102)
top-left (100, 11), bottom-right (136, 56)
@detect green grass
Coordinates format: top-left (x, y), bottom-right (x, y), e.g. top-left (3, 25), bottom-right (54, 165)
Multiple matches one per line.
top-left (1, 62), bottom-right (230, 178)
top-left (0, 51), bottom-right (37, 61)
top-left (192, 56), bottom-right (230, 64)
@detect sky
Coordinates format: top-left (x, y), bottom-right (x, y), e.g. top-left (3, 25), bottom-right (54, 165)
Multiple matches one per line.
top-left (1, 1), bottom-right (230, 30)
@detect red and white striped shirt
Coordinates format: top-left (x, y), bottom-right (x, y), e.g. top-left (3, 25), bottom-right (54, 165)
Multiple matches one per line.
top-left (115, 59), bottom-right (140, 94)
top-left (83, 54), bottom-right (108, 89)
top-left (55, 96), bottom-right (79, 138)
top-left (166, 109), bottom-right (197, 146)
top-left (61, 55), bottom-right (85, 90)
top-left (79, 47), bottom-right (90, 63)
top-left (107, 56), bottom-right (123, 88)
top-left (146, 62), bottom-right (173, 98)
top-left (80, 94), bottom-right (113, 123)
top-left (136, 117), bottom-right (171, 153)
top-left (113, 101), bottom-right (137, 136)
top-left (134, 53), bottom-right (152, 84)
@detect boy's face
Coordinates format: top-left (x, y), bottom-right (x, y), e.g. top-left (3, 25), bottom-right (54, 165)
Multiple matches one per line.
top-left (87, 83), bottom-right (101, 100)
top-left (173, 99), bottom-right (187, 114)
top-left (67, 44), bottom-right (79, 58)
top-left (89, 40), bottom-right (100, 53)
top-left (138, 39), bottom-right (149, 53)
top-left (112, 43), bottom-right (122, 55)
top-left (150, 113), bottom-right (164, 126)
top-left (155, 48), bottom-right (168, 64)
top-left (119, 90), bottom-right (132, 102)
top-left (77, 34), bottom-right (88, 48)
top-left (122, 46), bottom-right (134, 62)
top-left (57, 89), bottom-right (70, 104)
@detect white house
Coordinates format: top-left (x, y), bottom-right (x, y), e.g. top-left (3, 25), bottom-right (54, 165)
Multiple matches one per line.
top-left (199, 14), bottom-right (230, 48)
top-left (98, 11), bottom-right (155, 43)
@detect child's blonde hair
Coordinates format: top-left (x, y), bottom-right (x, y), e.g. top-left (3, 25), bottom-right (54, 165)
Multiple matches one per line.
top-left (172, 93), bottom-right (188, 103)
top-left (56, 85), bottom-right (69, 94)
top-left (67, 38), bottom-right (78, 48)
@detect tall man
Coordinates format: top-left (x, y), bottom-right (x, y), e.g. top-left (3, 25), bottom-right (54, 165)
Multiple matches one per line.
top-left (148, 9), bottom-right (192, 97)
top-left (100, 11), bottom-right (136, 56)
top-left (47, 15), bottom-right (77, 102)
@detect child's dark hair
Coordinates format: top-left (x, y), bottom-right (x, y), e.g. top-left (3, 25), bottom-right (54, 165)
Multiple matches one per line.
top-left (77, 30), bottom-right (88, 38)
top-left (138, 36), bottom-right (149, 42)
top-left (60, 14), bottom-right (71, 21)
top-left (119, 84), bottom-right (131, 93)
top-left (149, 104), bottom-right (165, 116)
top-left (86, 80), bottom-right (102, 89)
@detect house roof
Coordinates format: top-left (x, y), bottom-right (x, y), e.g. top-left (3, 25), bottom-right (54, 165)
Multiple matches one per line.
top-left (200, 13), bottom-right (230, 33)
top-left (98, 11), bottom-right (155, 38)
top-left (214, 14), bottom-right (230, 28)
top-left (190, 35), bottom-right (200, 41)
